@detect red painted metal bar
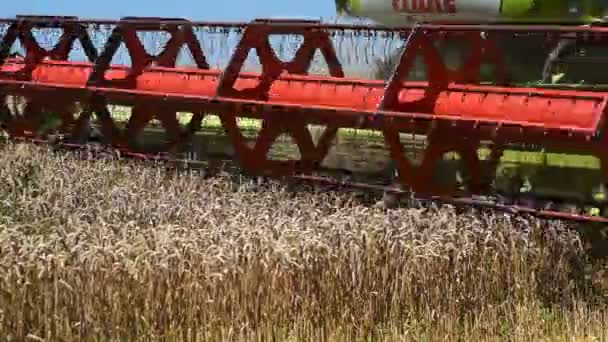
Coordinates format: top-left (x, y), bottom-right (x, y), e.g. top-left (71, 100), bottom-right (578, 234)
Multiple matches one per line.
top-left (1, 59), bottom-right (605, 136)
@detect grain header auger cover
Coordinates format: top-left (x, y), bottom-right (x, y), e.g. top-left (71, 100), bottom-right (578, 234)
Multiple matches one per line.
top-left (1, 15), bottom-right (608, 222)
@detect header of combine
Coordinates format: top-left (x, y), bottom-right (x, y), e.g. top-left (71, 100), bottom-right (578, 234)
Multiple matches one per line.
top-left (1, 14), bottom-right (608, 223)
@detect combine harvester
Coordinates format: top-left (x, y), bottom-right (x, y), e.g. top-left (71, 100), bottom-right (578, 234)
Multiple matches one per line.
top-left (1, 0), bottom-right (608, 224)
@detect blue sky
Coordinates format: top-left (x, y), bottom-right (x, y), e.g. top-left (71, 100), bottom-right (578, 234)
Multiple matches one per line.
top-left (0, 0), bottom-right (339, 22)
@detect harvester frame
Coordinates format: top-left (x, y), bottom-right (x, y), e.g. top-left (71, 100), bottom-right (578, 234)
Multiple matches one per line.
top-left (1, 15), bottom-right (608, 224)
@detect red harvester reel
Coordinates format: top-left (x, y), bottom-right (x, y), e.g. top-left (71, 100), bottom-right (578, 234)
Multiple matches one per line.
top-left (1, 15), bottom-right (608, 223)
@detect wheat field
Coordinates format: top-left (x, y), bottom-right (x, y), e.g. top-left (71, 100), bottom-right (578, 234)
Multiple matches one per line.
top-left (0, 142), bottom-right (607, 341)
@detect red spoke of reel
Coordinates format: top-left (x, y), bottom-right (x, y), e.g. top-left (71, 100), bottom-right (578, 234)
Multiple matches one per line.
top-left (70, 98), bottom-right (188, 152)
top-left (218, 110), bottom-right (338, 176)
top-left (0, 16), bottom-right (97, 79)
top-left (212, 19), bottom-right (345, 176)
top-left (382, 120), bottom-right (482, 197)
top-left (77, 96), bottom-right (126, 146)
top-left (379, 29), bottom-right (506, 114)
top-left (216, 19), bottom-right (344, 101)
top-left (87, 17), bottom-right (209, 87)
top-left (374, 28), bottom-right (504, 197)
top-left (125, 103), bottom-right (185, 152)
